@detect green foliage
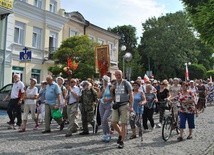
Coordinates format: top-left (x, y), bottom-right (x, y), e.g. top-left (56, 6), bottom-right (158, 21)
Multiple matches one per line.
top-left (196, 40), bottom-right (214, 70)
top-left (108, 25), bottom-right (138, 70)
top-left (189, 64), bottom-right (207, 79)
top-left (206, 70), bottom-right (214, 78)
top-left (48, 35), bottom-right (97, 78)
top-left (182, 0), bottom-right (214, 46)
top-left (129, 50), bottom-right (145, 80)
top-left (139, 11), bottom-right (198, 79)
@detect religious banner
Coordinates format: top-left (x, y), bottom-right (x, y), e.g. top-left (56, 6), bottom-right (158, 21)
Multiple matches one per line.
top-left (95, 45), bottom-right (110, 76)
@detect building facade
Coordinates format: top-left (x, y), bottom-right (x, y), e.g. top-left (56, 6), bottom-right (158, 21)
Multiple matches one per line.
top-left (3, 0), bottom-right (67, 86)
top-left (63, 11), bottom-right (120, 79)
top-left (0, 0), bottom-right (13, 87)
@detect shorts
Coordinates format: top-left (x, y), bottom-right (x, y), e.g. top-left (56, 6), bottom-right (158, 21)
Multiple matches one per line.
top-left (179, 112), bottom-right (195, 129)
top-left (111, 103), bottom-right (129, 124)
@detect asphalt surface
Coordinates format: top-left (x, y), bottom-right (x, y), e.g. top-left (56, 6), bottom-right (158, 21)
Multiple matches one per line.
top-left (0, 105), bottom-right (214, 155)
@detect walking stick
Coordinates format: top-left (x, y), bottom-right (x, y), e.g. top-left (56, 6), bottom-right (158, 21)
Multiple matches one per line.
top-left (93, 100), bottom-right (98, 134)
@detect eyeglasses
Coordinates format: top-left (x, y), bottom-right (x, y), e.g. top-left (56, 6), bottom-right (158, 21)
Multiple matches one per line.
top-left (70, 81), bottom-right (75, 83)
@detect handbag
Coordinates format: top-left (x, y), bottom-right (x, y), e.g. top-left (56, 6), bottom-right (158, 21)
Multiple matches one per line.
top-left (51, 109), bottom-right (62, 119)
top-left (112, 102), bottom-right (120, 110)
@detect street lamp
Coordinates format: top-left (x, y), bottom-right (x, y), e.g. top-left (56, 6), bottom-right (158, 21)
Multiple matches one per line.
top-left (184, 62), bottom-right (191, 81)
top-left (123, 52), bottom-right (132, 80)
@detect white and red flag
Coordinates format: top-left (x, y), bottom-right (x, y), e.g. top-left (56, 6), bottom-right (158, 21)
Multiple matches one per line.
top-left (185, 65), bottom-right (189, 81)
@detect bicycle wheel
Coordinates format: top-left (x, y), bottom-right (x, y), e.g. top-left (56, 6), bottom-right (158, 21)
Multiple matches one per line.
top-left (162, 116), bottom-right (172, 141)
top-left (176, 117), bottom-right (180, 134)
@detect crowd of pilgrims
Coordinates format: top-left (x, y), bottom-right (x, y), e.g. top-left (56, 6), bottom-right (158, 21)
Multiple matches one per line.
top-left (6, 73), bottom-right (214, 148)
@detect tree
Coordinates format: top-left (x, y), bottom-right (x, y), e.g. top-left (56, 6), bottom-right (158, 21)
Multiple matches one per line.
top-left (108, 25), bottom-right (138, 71)
top-left (108, 25), bottom-right (144, 80)
top-left (206, 70), bottom-right (214, 79)
top-left (139, 11), bottom-right (198, 79)
top-left (196, 40), bottom-right (214, 70)
top-left (182, 0), bottom-right (214, 46)
top-left (189, 64), bottom-right (207, 79)
top-left (48, 35), bottom-right (97, 79)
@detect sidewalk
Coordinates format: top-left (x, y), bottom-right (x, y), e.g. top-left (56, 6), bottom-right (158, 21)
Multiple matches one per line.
top-left (0, 106), bottom-right (213, 155)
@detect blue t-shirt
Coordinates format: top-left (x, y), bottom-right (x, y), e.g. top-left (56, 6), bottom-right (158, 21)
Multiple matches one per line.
top-left (45, 82), bottom-right (61, 105)
top-left (133, 92), bottom-right (144, 114)
top-left (145, 93), bottom-right (156, 109)
top-left (101, 85), bottom-right (112, 104)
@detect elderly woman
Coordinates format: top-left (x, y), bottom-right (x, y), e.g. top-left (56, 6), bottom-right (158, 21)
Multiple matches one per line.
top-left (177, 82), bottom-right (196, 141)
top-left (157, 81), bottom-right (170, 128)
top-left (196, 79), bottom-right (207, 113)
top-left (79, 81), bottom-right (98, 135)
top-left (207, 82), bottom-right (214, 105)
top-left (143, 84), bottom-right (158, 130)
top-left (98, 75), bottom-right (113, 142)
top-left (36, 81), bottom-right (47, 124)
top-left (129, 81), bottom-right (146, 139)
top-left (19, 78), bottom-right (38, 132)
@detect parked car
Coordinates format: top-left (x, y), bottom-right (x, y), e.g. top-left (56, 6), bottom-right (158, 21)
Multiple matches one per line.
top-left (0, 84), bottom-right (13, 109)
top-left (0, 84), bottom-right (40, 110)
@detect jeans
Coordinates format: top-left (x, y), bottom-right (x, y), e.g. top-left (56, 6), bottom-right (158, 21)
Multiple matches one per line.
top-left (179, 112), bottom-right (195, 129)
top-left (7, 98), bottom-right (22, 126)
top-left (99, 103), bottom-right (111, 135)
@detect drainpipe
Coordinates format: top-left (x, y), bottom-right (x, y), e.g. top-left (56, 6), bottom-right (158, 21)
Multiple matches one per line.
top-left (2, 14), bottom-right (9, 87)
top-left (84, 20), bottom-right (90, 35)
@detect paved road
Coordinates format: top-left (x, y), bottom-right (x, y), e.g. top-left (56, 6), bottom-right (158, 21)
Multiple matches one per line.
top-left (0, 106), bottom-right (214, 155)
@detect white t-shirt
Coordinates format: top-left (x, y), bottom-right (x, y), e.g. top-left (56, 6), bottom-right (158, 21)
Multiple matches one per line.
top-left (11, 81), bottom-right (25, 99)
top-left (25, 86), bottom-right (38, 104)
top-left (68, 86), bottom-right (81, 104)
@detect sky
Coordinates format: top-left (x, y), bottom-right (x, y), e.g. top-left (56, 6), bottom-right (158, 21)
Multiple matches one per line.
top-left (61, 0), bottom-right (184, 39)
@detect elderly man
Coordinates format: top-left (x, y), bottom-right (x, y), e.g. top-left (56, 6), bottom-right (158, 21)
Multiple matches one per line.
top-left (7, 74), bottom-right (25, 129)
top-left (42, 75), bottom-right (64, 133)
top-left (65, 78), bottom-right (81, 137)
top-left (111, 70), bottom-right (133, 149)
top-left (79, 81), bottom-right (98, 135)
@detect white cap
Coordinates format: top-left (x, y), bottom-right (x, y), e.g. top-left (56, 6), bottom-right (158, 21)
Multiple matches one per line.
top-left (56, 76), bottom-right (65, 84)
top-left (103, 75), bottom-right (110, 82)
top-left (30, 78), bottom-right (37, 84)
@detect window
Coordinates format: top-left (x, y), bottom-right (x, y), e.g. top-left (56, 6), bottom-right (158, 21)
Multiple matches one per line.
top-left (14, 21), bottom-right (25, 45)
top-left (88, 35), bottom-right (94, 41)
top-left (69, 30), bottom-right (78, 37)
top-left (98, 38), bottom-right (105, 45)
top-left (108, 42), bottom-right (113, 56)
top-left (49, 31), bottom-right (58, 52)
top-left (31, 69), bottom-right (40, 84)
top-left (32, 27), bottom-right (42, 49)
top-left (34, 0), bottom-right (42, 8)
top-left (49, 0), bottom-right (57, 13)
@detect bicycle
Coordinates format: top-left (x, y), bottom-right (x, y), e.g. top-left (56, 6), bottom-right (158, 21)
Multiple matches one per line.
top-left (162, 100), bottom-right (180, 141)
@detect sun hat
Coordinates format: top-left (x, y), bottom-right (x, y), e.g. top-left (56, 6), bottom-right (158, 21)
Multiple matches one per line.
top-left (30, 78), bottom-right (37, 84)
top-left (56, 76), bottom-right (65, 84)
top-left (103, 75), bottom-right (110, 82)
